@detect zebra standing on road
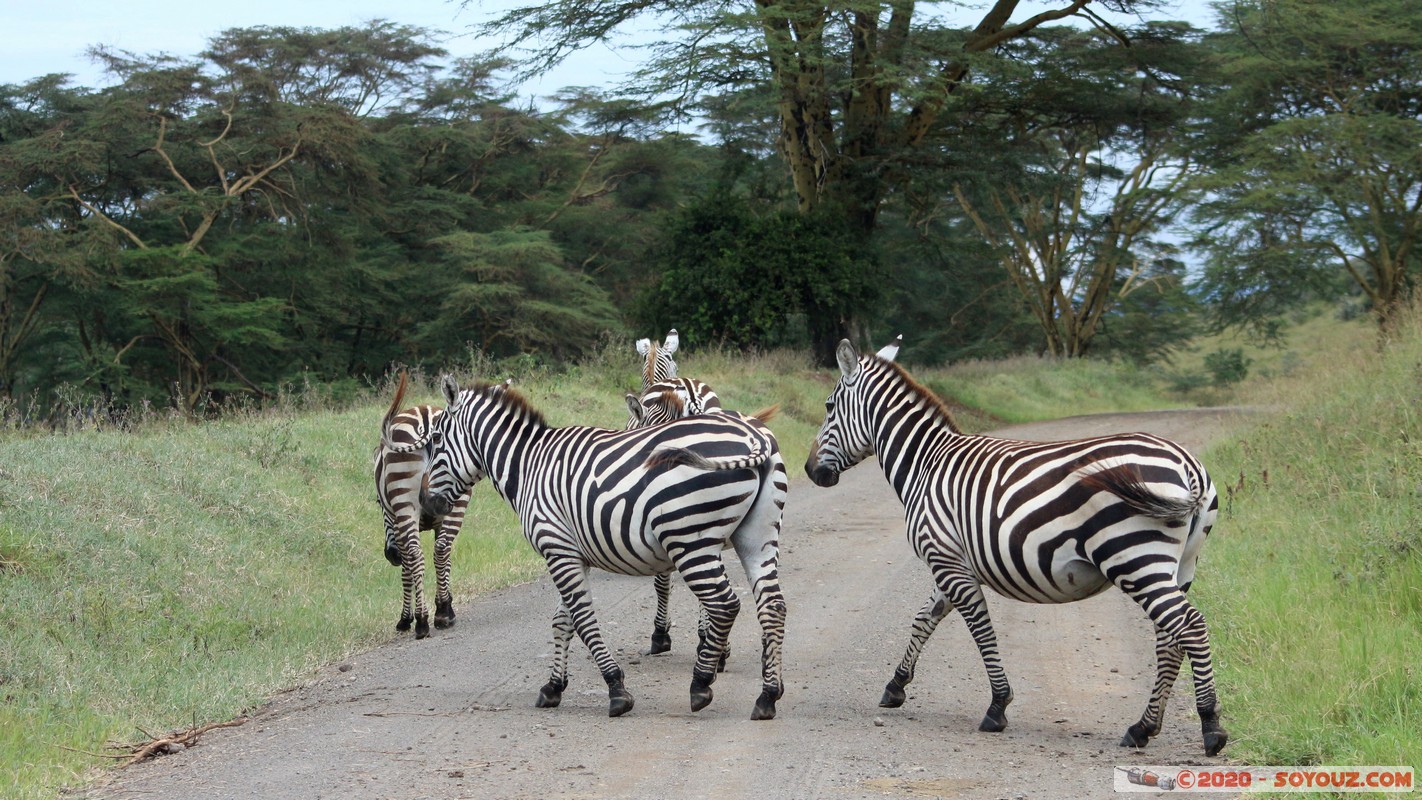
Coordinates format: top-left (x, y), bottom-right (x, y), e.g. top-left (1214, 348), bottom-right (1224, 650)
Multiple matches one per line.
top-left (625, 377), bottom-right (723, 657)
top-left (374, 372), bottom-right (476, 638)
top-left (804, 337), bottom-right (1228, 756)
top-left (627, 329), bottom-right (721, 655)
top-left (418, 375), bottom-right (789, 720)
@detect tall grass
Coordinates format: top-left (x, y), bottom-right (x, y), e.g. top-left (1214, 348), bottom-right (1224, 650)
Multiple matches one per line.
top-left (1196, 306), bottom-right (1421, 772)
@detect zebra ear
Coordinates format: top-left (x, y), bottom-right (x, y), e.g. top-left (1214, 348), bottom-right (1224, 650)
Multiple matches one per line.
top-left (663, 329), bottom-right (679, 354)
top-left (836, 339), bottom-right (861, 378)
top-left (441, 374), bottom-right (461, 407)
top-left (636, 338), bottom-right (651, 357)
top-left (876, 334), bottom-right (903, 362)
top-left (625, 393), bottom-right (644, 423)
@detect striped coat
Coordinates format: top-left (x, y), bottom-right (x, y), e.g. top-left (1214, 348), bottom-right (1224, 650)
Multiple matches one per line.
top-left (805, 338), bottom-right (1227, 756)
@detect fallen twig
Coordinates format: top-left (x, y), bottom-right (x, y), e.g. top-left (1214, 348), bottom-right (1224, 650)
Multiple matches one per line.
top-left (110, 718), bottom-right (248, 767)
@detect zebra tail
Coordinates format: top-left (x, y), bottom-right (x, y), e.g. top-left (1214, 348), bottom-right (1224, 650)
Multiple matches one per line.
top-left (643, 440), bottom-right (770, 472)
top-left (750, 403), bottom-right (780, 424)
top-left (379, 371), bottom-right (428, 454)
top-left (381, 370), bottom-right (409, 438)
top-left (1081, 464), bottom-right (1201, 521)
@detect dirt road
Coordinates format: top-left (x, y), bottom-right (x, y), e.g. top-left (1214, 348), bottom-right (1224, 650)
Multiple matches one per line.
top-left (87, 409), bottom-right (1249, 800)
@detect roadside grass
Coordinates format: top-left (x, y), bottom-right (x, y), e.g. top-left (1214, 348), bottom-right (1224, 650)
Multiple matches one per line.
top-left (920, 354), bottom-right (1182, 427)
top-left (1195, 306), bottom-right (1421, 774)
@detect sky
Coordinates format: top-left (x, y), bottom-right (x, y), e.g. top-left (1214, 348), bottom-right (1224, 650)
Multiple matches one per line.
top-left (1, 0), bottom-right (1221, 101)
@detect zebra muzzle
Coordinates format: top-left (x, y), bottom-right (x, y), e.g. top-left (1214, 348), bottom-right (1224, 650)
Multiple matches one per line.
top-left (806, 463), bottom-right (840, 487)
top-left (421, 491), bottom-right (454, 518)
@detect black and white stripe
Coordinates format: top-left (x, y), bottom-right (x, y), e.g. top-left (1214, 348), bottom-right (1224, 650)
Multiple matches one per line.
top-left (375, 372), bottom-right (474, 638)
top-left (804, 338), bottom-right (1227, 756)
top-left (626, 377), bottom-right (723, 428)
top-left (421, 375), bottom-right (788, 720)
top-left (624, 375), bottom-right (726, 658)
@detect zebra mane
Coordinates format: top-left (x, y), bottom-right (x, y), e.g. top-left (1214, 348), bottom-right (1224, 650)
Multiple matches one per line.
top-left (642, 340), bottom-right (661, 389)
top-left (873, 356), bottom-right (963, 434)
top-left (463, 380), bottom-right (550, 429)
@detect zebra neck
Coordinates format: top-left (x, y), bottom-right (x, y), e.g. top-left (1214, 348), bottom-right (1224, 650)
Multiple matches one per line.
top-left (872, 398), bottom-right (961, 499)
top-left (469, 404), bottom-right (549, 507)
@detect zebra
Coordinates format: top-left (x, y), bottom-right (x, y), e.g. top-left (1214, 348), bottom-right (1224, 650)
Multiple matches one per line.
top-left (624, 377), bottom-right (724, 657)
top-left (417, 375), bottom-right (788, 720)
top-left (804, 337), bottom-right (1228, 756)
top-left (373, 372), bottom-right (477, 638)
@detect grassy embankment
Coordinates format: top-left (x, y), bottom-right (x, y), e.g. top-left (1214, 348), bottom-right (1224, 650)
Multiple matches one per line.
top-left (1195, 310), bottom-right (1421, 773)
top-left (1, 316), bottom-right (1417, 797)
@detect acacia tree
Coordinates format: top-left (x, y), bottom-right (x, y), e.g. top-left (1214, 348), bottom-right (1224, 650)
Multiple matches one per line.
top-left (1193, 0), bottom-right (1422, 331)
top-left (472, 0), bottom-right (1163, 235)
top-left (907, 24), bottom-right (1203, 357)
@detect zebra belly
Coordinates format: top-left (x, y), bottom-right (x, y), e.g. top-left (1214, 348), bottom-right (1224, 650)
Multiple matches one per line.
top-left (1045, 558), bottom-right (1111, 602)
top-left (976, 556), bottom-right (1110, 603)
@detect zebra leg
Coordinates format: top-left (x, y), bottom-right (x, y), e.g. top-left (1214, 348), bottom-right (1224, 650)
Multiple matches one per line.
top-left (681, 565), bottom-right (739, 713)
top-left (648, 572), bottom-right (672, 655)
top-left (1122, 628), bottom-right (1184, 749)
top-left (395, 525), bottom-right (430, 638)
top-left (945, 579), bottom-right (1013, 733)
top-left (731, 469), bottom-right (787, 721)
top-left (383, 524), bottom-right (401, 567)
top-left (1115, 574), bottom-right (1228, 756)
top-left (432, 519), bottom-right (459, 629)
top-left (537, 602), bottom-right (575, 709)
top-left (880, 587), bottom-right (954, 708)
top-left (544, 555), bottom-right (634, 717)
top-left (694, 605), bottom-right (728, 672)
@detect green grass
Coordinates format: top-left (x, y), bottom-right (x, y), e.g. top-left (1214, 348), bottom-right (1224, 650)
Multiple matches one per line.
top-left (919, 354), bottom-right (1184, 427)
top-left (1195, 307), bottom-right (1421, 777)
top-left (1, 315), bottom-right (1413, 798)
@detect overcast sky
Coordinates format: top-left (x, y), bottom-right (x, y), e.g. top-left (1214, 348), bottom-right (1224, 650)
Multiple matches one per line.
top-left (1, 0), bottom-right (1220, 99)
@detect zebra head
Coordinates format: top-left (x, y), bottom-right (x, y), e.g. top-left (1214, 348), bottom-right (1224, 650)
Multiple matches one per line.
top-left (805, 336), bottom-right (902, 487)
top-left (625, 384), bottom-right (688, 429)
top-left (636, 329), bottom-right (680, 390)
top-left (421, 375), bottom-right (506, 517)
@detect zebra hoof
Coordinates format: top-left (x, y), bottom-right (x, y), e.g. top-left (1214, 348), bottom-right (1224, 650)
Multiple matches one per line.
top-left (648, 630), bottom-right (672, 655)
top-left (434, 599), bottom-right (456, 629)
top-left (879, 682), bottom-right (906, 708)
top-left (751, 689), bottom-right (778, 721)
top-left (395, 615), bottom-right (413, 633)
top-left (414, 616), bottom-right (430, 639)
top-left (536, 682), bottom-right (564, 709)
top-left (1203, 727), bottom-right (1229, 757)
top-left (609, 690), bottom-right (634, 718)
top-left (1120, 721), bottom-right (1154, 749)
top-left (690, 673), bottom-right (715, 712)
top-left (979, 708), bottom-right (1008, 733)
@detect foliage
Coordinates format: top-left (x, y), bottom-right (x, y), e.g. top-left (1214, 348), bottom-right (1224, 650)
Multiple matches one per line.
top-left (947, 23), bottom-right (1205, 357)
top-left (1191, 0), bottom-right (1422, 332)
top-left (0, 25), bottom-right (702, 417)
top-left (637, 191), bottom-right (880, 362)
top-left (420, 228), bottom-right (622, 360)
